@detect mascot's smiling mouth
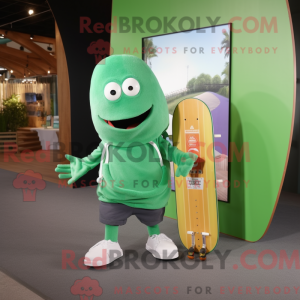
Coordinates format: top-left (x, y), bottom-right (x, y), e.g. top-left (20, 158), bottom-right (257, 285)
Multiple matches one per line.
top-left (101, 106), bottom-right (152, 130)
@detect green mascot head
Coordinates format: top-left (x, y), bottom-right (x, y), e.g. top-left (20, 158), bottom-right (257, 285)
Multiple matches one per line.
top-left (89, 55), bottom-right (169, 146)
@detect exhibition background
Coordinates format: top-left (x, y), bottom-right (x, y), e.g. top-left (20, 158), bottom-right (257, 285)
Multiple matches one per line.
top-left (48, 0), bottom-right (295, 242)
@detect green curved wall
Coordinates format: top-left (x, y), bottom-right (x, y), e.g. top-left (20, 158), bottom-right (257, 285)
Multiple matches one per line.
top-left (110, 0), bottom-right (296, 242)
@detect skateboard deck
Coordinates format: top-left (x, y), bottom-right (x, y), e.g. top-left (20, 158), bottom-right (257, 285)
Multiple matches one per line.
top-left (172, 98), bottom-right (219, 254)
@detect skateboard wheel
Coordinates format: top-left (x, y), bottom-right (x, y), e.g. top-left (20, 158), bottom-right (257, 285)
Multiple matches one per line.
top-left (187, 247), bottom-right (195, 259)
top-left (199, 247), bottom-right (206, 261)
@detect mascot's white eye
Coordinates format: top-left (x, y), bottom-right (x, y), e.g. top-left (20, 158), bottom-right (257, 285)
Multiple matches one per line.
top-left (104, 82), bottom-right (121, 101)
top-left (122, 78), bottom-right (140, 96)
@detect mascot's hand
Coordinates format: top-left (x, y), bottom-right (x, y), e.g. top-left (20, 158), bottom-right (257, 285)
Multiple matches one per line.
top-left (55, 154), bottom-right (90, 185)
top-left (175, 152), bottom-right (198, 177)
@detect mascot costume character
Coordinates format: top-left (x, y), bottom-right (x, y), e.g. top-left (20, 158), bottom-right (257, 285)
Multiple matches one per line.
top-left (55, 55), bottom-right (197, 266)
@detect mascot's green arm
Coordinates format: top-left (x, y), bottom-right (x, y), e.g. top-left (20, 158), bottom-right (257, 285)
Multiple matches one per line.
top-left (55, 142), bottom-right (103, 184)
top-left (81, 142), bottom-right (104, 169)
top-left (158, 136), bottom-right (197, 177)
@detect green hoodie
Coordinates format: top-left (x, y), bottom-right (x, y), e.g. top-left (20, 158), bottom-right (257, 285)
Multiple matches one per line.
top-left (55, 55), bottom-right (197, 210)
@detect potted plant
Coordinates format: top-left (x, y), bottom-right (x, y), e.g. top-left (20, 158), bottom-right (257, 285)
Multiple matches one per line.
top-left (0, 111), bottom-right (6, 132)
top-left (2, 94), bottom-right (28, 131)
top-left (0, 94), bottom-right (26, 153)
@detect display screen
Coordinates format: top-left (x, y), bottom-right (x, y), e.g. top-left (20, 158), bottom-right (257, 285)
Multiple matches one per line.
top-left (36, 93), bottom-right (43, 100)
top-left (25, 93), bottom-right (37, 102)
top-left (142, 23), bottom-right (231, 202)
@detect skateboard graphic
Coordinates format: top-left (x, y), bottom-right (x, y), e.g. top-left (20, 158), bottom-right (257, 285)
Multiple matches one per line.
top-left (172, 98), bottom-right (219, 260)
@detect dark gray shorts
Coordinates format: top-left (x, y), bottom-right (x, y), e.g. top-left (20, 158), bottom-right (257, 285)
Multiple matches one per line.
top-left (99, 201), bottom-right (165, 226)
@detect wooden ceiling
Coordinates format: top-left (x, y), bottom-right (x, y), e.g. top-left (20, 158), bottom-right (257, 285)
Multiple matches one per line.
top-left (0, 0), bottom-right (56, 77)
top-left (0, 0), bottom-right (54, 37)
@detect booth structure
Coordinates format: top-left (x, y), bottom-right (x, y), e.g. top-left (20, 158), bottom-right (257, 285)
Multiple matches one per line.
top-left (50, 0), bottom-right (296, 242)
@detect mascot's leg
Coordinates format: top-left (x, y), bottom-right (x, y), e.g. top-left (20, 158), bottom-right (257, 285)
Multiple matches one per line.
top-left (147, 224), bottom-right (160, 236)
top-left (84, 230), bottom-right (123, 267)
top-left (84, 202), bottom-right (126, 267)
top-left (145, 230), bottom-right (179, 260)
top-left (135, 208), bottom-right (179, 260)
top-left (84, 225), bottom-right (123, 267)
top-left (105, 224), bottom-right (119, 242)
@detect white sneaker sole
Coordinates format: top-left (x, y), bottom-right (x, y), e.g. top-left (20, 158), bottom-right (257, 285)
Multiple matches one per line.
top-left (146, 245), bottom-right (179, 260)
top-left (84, 252), bottom-right (123, 267)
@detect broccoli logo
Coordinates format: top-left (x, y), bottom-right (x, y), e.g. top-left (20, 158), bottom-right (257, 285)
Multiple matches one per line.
top-left (71, 277), bottom-right (103, 300)
top-left (13, 170), bottom-right (46, 202)
top-left (87, 39), bottom-right (113, 64)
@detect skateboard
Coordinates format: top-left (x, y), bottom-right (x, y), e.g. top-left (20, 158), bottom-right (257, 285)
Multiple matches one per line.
top-left (172, 98), bottom-right (219, 260)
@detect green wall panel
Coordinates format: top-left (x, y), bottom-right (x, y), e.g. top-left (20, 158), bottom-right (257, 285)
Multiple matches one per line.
top-left (165, 192), bottom-right (177, 220)
top-left (110, 0), bottom-right (295, 241)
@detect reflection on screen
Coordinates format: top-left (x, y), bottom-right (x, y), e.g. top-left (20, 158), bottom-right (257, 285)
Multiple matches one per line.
top-left (143, 24), bottom-right (231, 202)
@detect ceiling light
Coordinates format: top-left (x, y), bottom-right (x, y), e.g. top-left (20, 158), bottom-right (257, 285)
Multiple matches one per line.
top-left (5, 78), bottom-right (8, 81)
top-left (0, 74), bottom-right (2, 76)
top-left (0, 34), bottom-right (4, 39)
top-left (28, 9), bottom-right (34, 15)
top-left (10, 70), bottom-right (13, 73)
top-left (30, 35), bottom-right (33, 40)
top-left (47, 44), bottom-right (52, 51)
top-left (47, 70), bottom-right (50, 74)
top-left (20, 46), bottom-right (24, 51)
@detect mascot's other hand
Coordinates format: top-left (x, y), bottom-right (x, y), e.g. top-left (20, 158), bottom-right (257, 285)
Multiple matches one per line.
top-left (55, 154), bottom-right (90, 185)
top-left (175, 152), bottom-right (198, 177)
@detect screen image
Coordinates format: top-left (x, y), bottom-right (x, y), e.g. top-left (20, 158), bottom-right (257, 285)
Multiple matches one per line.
top-left (36, 93), bottom-right (43, 100)
top-left (143, 24), bottom-right (231, 202)
top-left (25, 93), bottom-right (37, 102)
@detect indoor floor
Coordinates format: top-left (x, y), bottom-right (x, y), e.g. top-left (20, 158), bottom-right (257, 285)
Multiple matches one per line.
top-left (0, 168), bottom-right (299, 300)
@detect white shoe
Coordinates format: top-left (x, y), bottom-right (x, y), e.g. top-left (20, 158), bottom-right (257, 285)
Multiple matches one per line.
top-left (146, 233), bottom-right (179, 259)
top-left (84, 240), bottom-right (123, 267)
